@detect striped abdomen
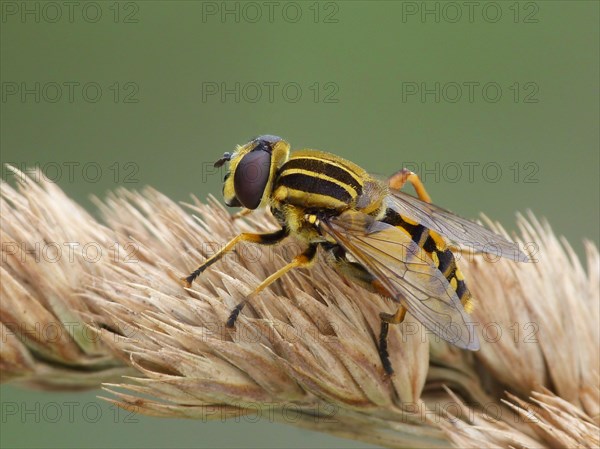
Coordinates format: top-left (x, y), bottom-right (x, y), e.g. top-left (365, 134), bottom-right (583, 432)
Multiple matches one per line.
top-left (273, 150), bottom-right (367, 210)
top-left (383, 208), bottom-right (473, 311)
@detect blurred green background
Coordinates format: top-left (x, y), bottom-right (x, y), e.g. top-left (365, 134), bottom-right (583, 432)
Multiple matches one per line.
top-left (1, 1), bottom-right (598, 448)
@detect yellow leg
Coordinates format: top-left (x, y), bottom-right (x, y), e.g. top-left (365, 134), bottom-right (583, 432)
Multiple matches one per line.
top-left (378, 306), bottom-right (407, 375)
top-left (231, 208), bottom-right (252, 220)
top-left (380, 306), bottom-right (407, 324)
top-left (182, 228), bottom-right (288, 287)
top-left (388, 168), bottom-right (432, 204)
top-left (226, 244), bottom-right (318, 327)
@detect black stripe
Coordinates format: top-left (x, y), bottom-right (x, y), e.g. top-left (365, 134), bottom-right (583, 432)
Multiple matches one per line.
top-left (278, 173), bottom-right (353, 203)
top-left (385, 209), bottom-right (464, 286)
top-left (257, 227), bottom-right (289, 244)
top-left (383, 209), bottom-right (427, 245)
top-left (282, 158), bottom-right (363, 193)
top-left (423, 236), bottom-right (437, 253)
top-left (446, 264), bottom-right (457, 280)
top-left (436, 249), bottom-right (454, 276)
top-left (456, 279), bottom-right (468, 299)
top-left (383, 207), bottom-right (470, 303)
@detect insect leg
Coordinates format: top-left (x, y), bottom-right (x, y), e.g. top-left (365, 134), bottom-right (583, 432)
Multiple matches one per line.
top-left (323, 244), bottom-right (407, 375)
top-left (388, 168), bottom-right (432, 203)
top-left (231, 208), bottom-right (252, 220)
top-left (379, 307), bottom-right (407, 375)
top-left (226, 244), bottom-right (319, 328)
top-left (181, 227), bottom-right (289, 287)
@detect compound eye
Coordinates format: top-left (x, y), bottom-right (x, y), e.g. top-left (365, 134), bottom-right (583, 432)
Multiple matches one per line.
top-left (233, 148), bottom-right (272, 209)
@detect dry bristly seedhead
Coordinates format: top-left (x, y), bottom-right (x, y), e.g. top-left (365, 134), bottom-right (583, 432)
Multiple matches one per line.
top-left (1, 167), bottom-right (598, 448)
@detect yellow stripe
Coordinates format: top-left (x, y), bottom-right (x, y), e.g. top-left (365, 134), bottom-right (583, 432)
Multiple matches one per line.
top-left (450, 277), bottom-right (458, 290)
top-left (279, 168), bottom-right (359, 197)
top-left (274, 186), bottom-right (348, 209)
top-left (463, 296), bottom-right (474, 313)
top-left (400, 214), bottom-right (419, 226)
top-left (431, 251), bottom-right (440, 268)
top-left (429, 230), bottom-right (447, 251)
top-left (417, 228), bottom-right (430, 247)
top-left (395, 225), bottom-right (413, 239)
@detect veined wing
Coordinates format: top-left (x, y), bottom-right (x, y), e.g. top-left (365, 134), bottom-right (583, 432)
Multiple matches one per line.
top-left (319, 210), bottom-right (480, 350)
top-left (387, 190), bottom-right (529, 262)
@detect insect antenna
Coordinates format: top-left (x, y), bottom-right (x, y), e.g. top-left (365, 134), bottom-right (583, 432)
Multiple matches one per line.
top-left (214, 152), bottom-right (232, 168)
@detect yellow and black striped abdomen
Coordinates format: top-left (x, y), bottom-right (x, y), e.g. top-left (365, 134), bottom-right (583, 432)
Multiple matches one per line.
top-left (383, 209), bottom-right (473, 312)
top-left (273, 150), bottom-right (366, 210)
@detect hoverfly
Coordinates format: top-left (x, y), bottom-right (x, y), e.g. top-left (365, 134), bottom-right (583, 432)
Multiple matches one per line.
top-left (182, 135), bottom-right (528, 374)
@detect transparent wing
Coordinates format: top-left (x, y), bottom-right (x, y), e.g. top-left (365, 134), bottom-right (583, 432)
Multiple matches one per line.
top-left (320, 210), bottom-right (480, 350)
top-left (387, 190), bottom-right (529, 262)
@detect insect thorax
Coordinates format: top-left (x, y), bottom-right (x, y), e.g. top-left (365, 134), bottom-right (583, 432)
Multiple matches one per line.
top-left (271, 150), bottom-right (386, 213)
